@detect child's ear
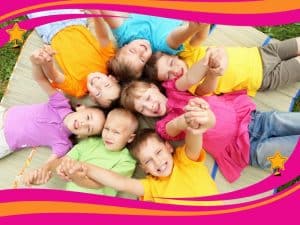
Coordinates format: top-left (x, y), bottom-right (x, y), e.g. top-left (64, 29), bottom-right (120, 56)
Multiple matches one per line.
top-left (75, 104), bottom-right (86, 112)
top-left (165, 141), bottom-right (174, 153)
top-left (149, 83), bottom-right (159, 90)
top-left (127, 133), bottom-right (136, 144)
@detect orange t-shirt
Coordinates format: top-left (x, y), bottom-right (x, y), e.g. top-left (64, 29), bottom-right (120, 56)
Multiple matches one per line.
top-left (51, 25), bottom-right (115, 97)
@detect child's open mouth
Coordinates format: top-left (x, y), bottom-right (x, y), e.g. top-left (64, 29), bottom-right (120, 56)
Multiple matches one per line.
top-left (74, 120), bottom-right (79, 129)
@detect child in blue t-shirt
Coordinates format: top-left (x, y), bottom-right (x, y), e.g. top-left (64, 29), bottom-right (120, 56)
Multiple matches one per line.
top-left (96, 10), bottom-right (208, 81)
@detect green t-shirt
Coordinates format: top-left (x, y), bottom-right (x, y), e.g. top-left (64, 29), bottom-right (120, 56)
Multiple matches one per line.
top-left (66, 137), bottom-right (136, 196)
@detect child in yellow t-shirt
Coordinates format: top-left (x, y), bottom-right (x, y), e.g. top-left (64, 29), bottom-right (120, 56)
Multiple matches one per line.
top-left (28, 10), bottom-right (120, 108)
top-left (57, 98), bottom-right (219, 205)
top-left (144, 35), bottom-right (300, 97)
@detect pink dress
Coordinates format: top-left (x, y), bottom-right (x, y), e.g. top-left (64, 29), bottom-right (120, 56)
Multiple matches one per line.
top-left (156, 80), bottom-right (256, 182)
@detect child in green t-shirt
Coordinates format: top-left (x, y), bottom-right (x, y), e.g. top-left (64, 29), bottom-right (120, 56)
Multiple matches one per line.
top-left (23, 108), bottom-right (138, 196)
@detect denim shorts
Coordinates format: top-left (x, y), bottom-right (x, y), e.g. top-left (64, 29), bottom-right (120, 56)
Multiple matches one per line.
top-left (248, 110), bottom-right (300, 168)
top-left (28, 9), bottom-right (87, 43)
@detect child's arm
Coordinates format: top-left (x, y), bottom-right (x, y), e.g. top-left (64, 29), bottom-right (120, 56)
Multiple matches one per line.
top-left (30, 49), bottom-right (58, 96)
top-left (167, 22), bottom-right (208, 50)
top-left (100, 10), bottom-right (129, 29)
top-left (184, 98), bottom-right (215, 161)
top-left (61, 158), bottom-right (144, 197)
top-left (166, 114), bottom-right (188, 138)
top-left (175, 53), bottom-right (209, 91)
top-left (189, 24), bottom-right (210, 47)
top-left (22, 154), bottom-right (62, 186)
top-left (56, 157), bottom-right (103, 189)
top-left (86, 10), bottom-right (111, 47)
top-left (194, 47), bottom-right (228, 96)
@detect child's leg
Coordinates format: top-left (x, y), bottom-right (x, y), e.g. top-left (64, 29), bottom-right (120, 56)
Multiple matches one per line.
top-left (249, 111), bottom-right (300, 168)
top-left (252, 135), bottom-right (298, 169)
top-left (259, 38), bottom-right (300, 90)
top-left (28, 9), bottom-right (87, 44)
top-left (0, 106), bottom-right (12, 158)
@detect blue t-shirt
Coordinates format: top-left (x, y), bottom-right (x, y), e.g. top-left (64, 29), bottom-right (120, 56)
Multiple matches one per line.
top-left (113, 13), bottom-right (183, 55)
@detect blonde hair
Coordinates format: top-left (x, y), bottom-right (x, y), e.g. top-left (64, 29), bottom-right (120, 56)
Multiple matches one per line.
top-left (107, 108), bottom-right (139, 133)
top-left (120, 81), bottom-right (152, 112)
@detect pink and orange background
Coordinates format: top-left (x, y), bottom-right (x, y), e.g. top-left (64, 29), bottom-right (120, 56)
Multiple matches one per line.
top-left (0, 0), bottom-right (299, 224)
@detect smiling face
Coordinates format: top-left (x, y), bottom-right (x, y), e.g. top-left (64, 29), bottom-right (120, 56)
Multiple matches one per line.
top-left (64, 107), bottom-right (105, 138)
top-left (87, 72), bottom-right (121, 108)
top-left (133, 85), bottom-right (167, 117)
top-left (156, 54), bottom-right (188, 81)
top-left (101, 109), bottom-right (138, 151)
top-left (117, 39), bottom-right (152, 77)
top-left (137, 136), bottom-right (174, 177)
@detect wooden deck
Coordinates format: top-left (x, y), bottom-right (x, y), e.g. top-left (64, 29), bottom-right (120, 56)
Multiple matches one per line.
top-left (0, 25), bottom-right (299, 202)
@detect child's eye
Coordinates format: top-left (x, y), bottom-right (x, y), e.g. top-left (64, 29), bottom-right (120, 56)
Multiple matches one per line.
top-left (156, 150), bottom-right (162, 155)
top-left (87, 115), bottom-right (90, 120)
top-left (113, 131), bottom-right (120, 135)
top-left (170, 59), bottom-right (174, 66)
top-left (145, 159), bottom-right (151, 165)
top-left (146, 96), bottom-right (150, 101)
top-left (129, 49), bottom-right (135, 54)
top-left (140, 57), bottom-right (145, 63)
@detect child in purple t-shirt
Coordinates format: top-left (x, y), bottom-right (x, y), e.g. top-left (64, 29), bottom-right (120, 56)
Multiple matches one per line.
top-left (0, 48), bottom-right (106, 172)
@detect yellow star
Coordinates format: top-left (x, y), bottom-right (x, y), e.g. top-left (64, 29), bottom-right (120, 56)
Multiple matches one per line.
top-left (6, 23), bottom-right (26, 47)
top-left (267, 151), bottom-right (288, 171)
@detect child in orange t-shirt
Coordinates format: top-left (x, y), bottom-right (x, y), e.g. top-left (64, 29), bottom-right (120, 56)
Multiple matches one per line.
top-left (28, 9), bottom-right (120, 108)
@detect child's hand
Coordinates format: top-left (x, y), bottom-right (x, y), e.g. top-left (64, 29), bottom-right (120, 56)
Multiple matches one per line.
top-left (58, 158), bottom-right (87, 181)
top-left (188, 22), bottom-right (210, 32)
top-left (184, 98), bottom-right (210, 133)
top-left (30, 46), bottom-right (56, 65)
top-left (85, 9), bottom-right (101, 15)
top-left (206, 47), bottom-right (228, 76)
top-left (22, 168), bottom-right (52, 186)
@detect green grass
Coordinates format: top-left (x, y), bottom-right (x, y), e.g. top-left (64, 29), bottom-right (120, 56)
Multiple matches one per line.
top-left (0, 16), bottom-right (29, 100)
top-left (257, 24), bottom-right (300, 41)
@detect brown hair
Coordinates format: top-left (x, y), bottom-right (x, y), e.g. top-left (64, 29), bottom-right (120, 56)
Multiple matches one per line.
top-left (143, 52), bottom-right (164, 81)
top-left (129, 128), bottom-right (164, 161)
top-left (108, 50), bottom-right (142, 82)
top-left (120, 81), bottom-right (152, 112)
top-left (107, 108), bottom-right (139, 133)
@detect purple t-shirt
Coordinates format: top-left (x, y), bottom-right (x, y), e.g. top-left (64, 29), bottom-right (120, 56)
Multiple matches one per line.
top-left (4, 92), bottom-right (73, 157)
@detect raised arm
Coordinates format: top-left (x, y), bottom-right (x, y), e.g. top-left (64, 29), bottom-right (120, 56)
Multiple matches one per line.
top-left (167, 22), bottom-right (208, 50)
top-left (86, 10), bottom-right (111, 47)
top-left (30, 48), bottom-right (58, 96)
top-left (189, 24), bottom-right (210, 47)
top-left (194, 47), bottom-right (228, 96)
top-left (165, 114), bottom-right (188, 138)
top-left (100, 10), bottom-right (129, 29)
top-left (183, 98), bottom-right (215, 161)
top-left (175, 53), bottom-right (209, 91)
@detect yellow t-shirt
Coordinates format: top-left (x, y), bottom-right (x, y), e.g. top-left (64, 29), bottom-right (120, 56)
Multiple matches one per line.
top-left (179, 42), bottom-right (263, 97)
top-left (141, 145), bottom-right (219, 205)
top-left (51, 25), bottom-right (115, 97)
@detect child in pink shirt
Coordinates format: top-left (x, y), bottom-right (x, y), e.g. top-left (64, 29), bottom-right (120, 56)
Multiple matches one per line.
top-left (120, 80), bottom-right (300, 182)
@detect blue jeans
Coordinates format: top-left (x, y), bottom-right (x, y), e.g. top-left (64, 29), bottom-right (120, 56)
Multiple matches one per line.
top-left (249, 111), bottom-right (300, 169)
top-left (28, 9), bottom-right (87, 44)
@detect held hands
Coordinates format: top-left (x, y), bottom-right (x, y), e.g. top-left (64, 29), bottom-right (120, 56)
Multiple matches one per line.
top-left (188, 21), bottom-right (210, 32)
top-left (204, 47), bottom-right (228, 77)
top-left (22, 167), bottom-right (52, 186)
top-left (56, 157), bottom-right (87, 182)
top-left (184, 98), bottom-right (210, 134)
top-left (30, 45), bottom-right (56, 67)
